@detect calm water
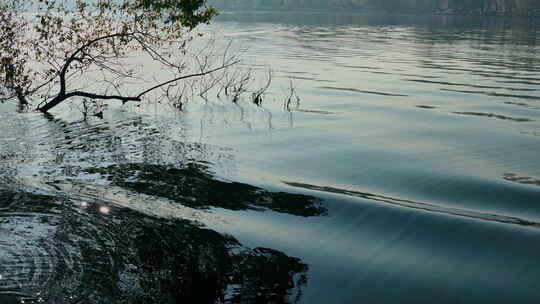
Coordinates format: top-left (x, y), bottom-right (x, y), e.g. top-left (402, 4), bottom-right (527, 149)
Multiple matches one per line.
top-left (2, 11), bottom-right (540, 303)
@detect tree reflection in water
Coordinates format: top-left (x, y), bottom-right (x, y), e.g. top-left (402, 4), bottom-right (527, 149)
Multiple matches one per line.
top-left (0, 108), bottom-right (323, 304)
top-left (0, 189), bottom-right (309, 304)
top-left (86, 163), bottom-right (326, 217)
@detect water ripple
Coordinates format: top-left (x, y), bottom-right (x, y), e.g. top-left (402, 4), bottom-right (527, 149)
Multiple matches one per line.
top-left (452, 111), bottom-right (533, 122)
top-left (318, 86), bottom-right (409, 97)
top-left (284, 181), bottom-right (540, 229)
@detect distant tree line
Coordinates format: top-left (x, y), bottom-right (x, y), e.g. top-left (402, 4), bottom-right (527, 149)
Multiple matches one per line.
top-left (209, 0), bottom-right (540, 15)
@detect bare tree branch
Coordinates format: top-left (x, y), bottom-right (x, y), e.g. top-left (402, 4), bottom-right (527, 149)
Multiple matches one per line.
top-left (136, 60), bottom-right (239, 99)
top-left (58, 32), bottom-right (138, 95)
top-left (2, 2), bottom-right (271, 116)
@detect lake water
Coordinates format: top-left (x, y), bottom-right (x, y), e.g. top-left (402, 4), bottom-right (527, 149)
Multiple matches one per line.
top-left (1, 11), bottom-right (540, 304)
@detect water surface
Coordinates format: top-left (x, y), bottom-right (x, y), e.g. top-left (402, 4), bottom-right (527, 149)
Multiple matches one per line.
top-left (2, 11), bottom-right (540, 304)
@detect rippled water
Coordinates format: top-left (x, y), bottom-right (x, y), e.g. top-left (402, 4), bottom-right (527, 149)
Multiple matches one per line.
top-left (2, 11), bottom-right (540, 304)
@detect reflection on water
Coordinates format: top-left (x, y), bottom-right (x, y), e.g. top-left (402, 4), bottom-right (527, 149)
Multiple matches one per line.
top-left (86, 163), bottom-right (326, 216)
top-left (0, 106), bottom-right (312, 303)
top-left (0, 189), bottom-right (308, 304)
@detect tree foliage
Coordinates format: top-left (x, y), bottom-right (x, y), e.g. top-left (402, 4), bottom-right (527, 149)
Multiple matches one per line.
top-left (0, 0), bottom-right (236, 113)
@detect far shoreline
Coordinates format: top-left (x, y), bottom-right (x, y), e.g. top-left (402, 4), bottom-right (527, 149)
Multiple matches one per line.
top-left (212, 8), bottom-right (540, 19)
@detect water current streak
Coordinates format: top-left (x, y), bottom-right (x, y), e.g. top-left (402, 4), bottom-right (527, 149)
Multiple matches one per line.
top-left (284, 182), bottom-right (540, 229)
top-left (441, 88), bottom-right (540, 101)
top-left (452, 111), bottom-right (533, 122)
top-left (318, 86), bottom-right (409, 97)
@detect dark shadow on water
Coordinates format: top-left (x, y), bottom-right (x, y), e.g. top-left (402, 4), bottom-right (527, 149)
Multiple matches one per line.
top-left (0, 189), bottom-right (308, 304)
top-left (85, 163), bottom-right (327, 217)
